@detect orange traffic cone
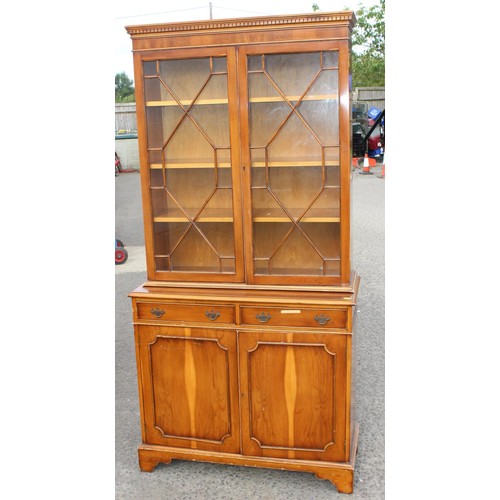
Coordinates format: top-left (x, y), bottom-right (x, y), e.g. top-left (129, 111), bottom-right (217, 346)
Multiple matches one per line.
top-left (359, 153), bottom-right (374, 175)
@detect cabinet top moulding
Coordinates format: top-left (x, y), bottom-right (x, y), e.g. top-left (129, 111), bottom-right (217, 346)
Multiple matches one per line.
top-left (125, 12), bottom-right (356, 38)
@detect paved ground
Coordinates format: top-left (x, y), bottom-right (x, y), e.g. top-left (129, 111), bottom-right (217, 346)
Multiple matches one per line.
top-left (115, 165), bottom-right (385, 499)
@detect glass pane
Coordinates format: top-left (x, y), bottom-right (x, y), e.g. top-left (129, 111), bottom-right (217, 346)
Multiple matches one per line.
top-left (190, 104), bottom-right (229, 149)
top-left (143, 60), bottom-right (157, 76)
top-left (171, 226), bottom-right (220, 272)
top-left (145, 108), bottom-right (165, 149)
top-left (199, 222), bottom-right (235, 258)
top-left (298, 100), bottom-right (339, 145)
top-left (217, 165), bottom-right (232, 188)
top-left (165, 168), bottom-right (215, 219)
top-left (252, 187), bottom-right (290, 220)
top-left (148, 150), bottom-right (163, 171)
top-left (144, 78), bottom-right (161, 101)
top-left (325, 147), bottom-right (340, 169)
top-left (253, 221), bottom-right (294, 264)
top-left (212, 57), bottom-right (227, 73)
top-left (199, 189), bottom-right (234, 220)
top-left (248, 55), bottom-right (264, 72)
top-left (268, 115), bottom-right (322, 163)
top-left (271, 228), bottom-right (324, 275)
top-left (165, 118), bottom-right (214, 163)
top-left (267, 166), bottom-right (323, 220)
top-left (166, 224), bottom-right (235, 273)
top-left (162, 107), bottom-right (185, 145)
top-left (249, 101), bottom-right (290, 149)
top-left (221, 258), bottom-right (235, 273)
top-left (265, 53), bottom-right (320, 96)
top-left (159, 58), bottom-right (211, 103)
top-left (154, 221), bottom-right (190, 271)
top-left (322, 51), bottom-right (339, 68)
top-left (150, 170), bottom-right (164, 188)
top-left (299, 222), bottom-right (340, 261)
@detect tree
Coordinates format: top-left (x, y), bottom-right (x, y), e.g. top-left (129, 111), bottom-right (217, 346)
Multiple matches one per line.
top-left (351, 1), bottom-right (385, 87)
top-left (311, 1), bottom-right (385, 87)
top-left (115, 72), bottom-right (135, 102)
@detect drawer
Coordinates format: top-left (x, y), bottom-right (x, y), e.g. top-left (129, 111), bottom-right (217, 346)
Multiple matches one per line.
top-left (240, 306), bottom-right (347, 329)
top-left (136, 302), bottom-right (235, 324)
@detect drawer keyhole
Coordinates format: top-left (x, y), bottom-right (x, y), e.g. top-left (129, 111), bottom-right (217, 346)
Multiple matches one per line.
top-left (205, 310), bottom-right (220, 321)
top-left (151, 308), bottom-right (165, 318)
top-left (314, 314), bottom-right (331, 325)
top-left (256, 312), bottom-right (271, 323)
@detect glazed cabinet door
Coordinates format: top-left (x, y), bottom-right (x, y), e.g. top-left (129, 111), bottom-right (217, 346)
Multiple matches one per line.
top-left (238, 330), bottom-right (348, 462)
top-left (135, 325), bottom-right (240, 453)
top-left (239, 43), bottom-right (351, 285)
top-left (134, 47), bottom-right (245, 282)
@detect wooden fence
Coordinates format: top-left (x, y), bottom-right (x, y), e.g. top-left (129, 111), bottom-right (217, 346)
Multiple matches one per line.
top-left (352, 87), bottom-right (385, 112)
top-left (115, 103), bottom-right (137, 133)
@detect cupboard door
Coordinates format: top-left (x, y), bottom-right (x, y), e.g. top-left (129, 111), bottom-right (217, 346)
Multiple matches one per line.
top-left (239, 44), bottom-right (350, 285)
top-left (136, 48), bottom-right (244, 282)
top-left (238, 330), bottom-right (348, 462)
top-left (136, 325), bottom-right (240, 453)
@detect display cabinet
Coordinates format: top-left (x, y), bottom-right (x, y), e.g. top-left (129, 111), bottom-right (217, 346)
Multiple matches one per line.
top-left (127, 11), bottom-right (360, 493)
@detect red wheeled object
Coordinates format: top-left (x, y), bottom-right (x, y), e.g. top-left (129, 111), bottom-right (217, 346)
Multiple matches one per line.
top-left (115, 239), bottom-right (128, 265)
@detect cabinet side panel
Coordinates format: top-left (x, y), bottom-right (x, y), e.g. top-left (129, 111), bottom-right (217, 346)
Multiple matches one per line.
top-left (339, 41), bottom-right (351, 284)
top-left (133, 52), bottom-right (157, 280)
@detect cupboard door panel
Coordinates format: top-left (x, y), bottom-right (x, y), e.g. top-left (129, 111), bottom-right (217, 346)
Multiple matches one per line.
top-left (137, 325), bottom-right (240, 452)
top-left (239, 331), bottom-right (347, 462)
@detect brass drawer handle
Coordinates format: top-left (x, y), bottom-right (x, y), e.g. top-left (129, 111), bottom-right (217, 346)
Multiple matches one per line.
top-left (205, 310), bottom-right (220, 321)
top-left (314, 314), bottom-right (331, 325)
top-left (151, 308), bottom-right (165, 318)
top-left (256, 312), bottom-right (271, 323)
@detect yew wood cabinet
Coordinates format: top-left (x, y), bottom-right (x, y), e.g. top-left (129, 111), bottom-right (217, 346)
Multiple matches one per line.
top-left (127, 11), bottom-right (360, 494)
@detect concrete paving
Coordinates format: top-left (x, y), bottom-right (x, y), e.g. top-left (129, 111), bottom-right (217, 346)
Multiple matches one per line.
top-left (115, 165), bottom-right (385, 499)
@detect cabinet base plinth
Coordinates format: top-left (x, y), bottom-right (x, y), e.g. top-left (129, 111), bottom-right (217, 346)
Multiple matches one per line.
top-left (138, 423), bottom-right (359, 494)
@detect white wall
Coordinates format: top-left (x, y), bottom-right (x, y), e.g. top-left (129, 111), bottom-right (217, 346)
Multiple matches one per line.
top-left (115, 138), bottom-right (140, 170)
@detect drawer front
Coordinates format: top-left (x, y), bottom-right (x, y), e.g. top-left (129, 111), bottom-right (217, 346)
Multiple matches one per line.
top-left (240, 306), bottom-right (347, 329)
top-left (136, 302), bottom-right (235, 324)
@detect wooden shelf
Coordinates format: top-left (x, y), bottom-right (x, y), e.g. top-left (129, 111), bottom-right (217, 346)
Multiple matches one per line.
top-left (153, 208), bottom-right (338, 223)
top-left (253, 208), bottom-right (340, 222)
top-left (253, 265), bottom-right (340, 275)
top-left (145, 94), bottom-right (338, 107)
top-left (249, 94), bottom-right (338, 103)
top-left (150, 159), bottom-right (339, 169)
top-left (150, 161), bottom-right (231, 169)
top-left (146, 98), bottom-right (228, 107)
top-left (153, 208), bottom-right (234, 222)
top-left (252, 159), bottom-right (340, 168)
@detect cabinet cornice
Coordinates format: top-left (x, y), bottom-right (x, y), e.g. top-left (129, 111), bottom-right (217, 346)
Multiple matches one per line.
top-left (126, 11), bottom-right (356, 38)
